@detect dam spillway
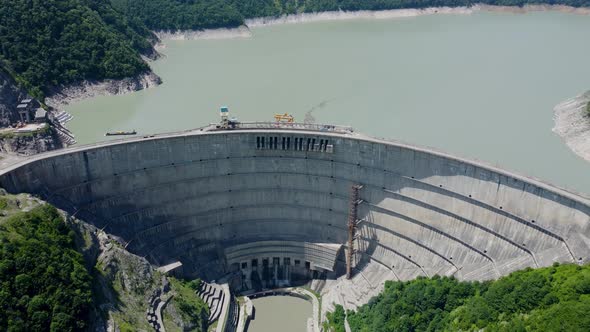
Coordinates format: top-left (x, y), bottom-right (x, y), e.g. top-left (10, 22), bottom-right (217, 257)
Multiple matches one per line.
top-left (1, 123), bottom-right (589, 308)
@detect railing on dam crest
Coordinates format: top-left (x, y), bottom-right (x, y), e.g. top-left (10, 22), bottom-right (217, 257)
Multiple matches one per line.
top-left (212, 121), bottom-right (354, 134)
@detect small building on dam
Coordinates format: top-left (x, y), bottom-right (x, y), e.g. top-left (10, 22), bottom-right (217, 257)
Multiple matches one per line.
top-left (1, 122), bottom-right (589, 310)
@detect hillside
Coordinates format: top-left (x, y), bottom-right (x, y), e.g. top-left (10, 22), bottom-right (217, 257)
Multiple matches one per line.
top-left (2, 0), bottom-right (590, 101)
top-left (0, 68), bottom-right (26, 126)
top-left (0, 192), bottom-right (209, 331)
top-left (324, 263), bottom-right (590, 332)
top-left (111, 0), bottom-right (590, 30)
top-left (0, 203), bottom-right (93, 331)
top-left (0, 0), bottom-right (153, 99)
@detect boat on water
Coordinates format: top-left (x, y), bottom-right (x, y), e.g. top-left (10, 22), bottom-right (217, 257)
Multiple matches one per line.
top-left (105, 130), bottom-right (137, 136)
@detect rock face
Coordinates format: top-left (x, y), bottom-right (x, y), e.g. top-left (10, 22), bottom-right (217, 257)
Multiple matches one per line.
top-left (0, 69), bottom-right (26, 127)
top-left (45, 71), bottom-right (162, 110)
top-left (67, 216), bottom-right (165, 332)
top-left (67, 213), bottom-right (200, 332)
top-left (553, 91), bottom-right (590, 163)
top-left (0, 127), bottom-right (64, 155)
top-left (0, 69), bottom-right (64, 155)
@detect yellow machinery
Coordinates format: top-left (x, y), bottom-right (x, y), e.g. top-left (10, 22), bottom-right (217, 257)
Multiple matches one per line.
top-left (274, 113), bottom-right (294, 123)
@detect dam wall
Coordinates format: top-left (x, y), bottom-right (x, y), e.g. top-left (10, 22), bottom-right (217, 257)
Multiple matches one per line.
top-left (1, 126), bottom-right (589, 306)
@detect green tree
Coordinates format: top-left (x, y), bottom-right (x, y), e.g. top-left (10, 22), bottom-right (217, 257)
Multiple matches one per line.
top-left (0, 205), bottom-right (93, 331)
top-left (341, 263), bottom-right (590, 332)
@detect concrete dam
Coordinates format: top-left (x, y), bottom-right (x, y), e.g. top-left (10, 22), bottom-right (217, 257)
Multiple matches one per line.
top-left (1, 123), bottom-right (590, 310)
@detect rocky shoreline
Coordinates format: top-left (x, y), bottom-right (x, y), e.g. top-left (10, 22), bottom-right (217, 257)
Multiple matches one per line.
top-left (246, 6), bottom-right (474, 27)
top-left (38, 4), bottom-right (590, 133)
top-left (44, 71), bottom-right (162, 110)
top-left (149, 4), bottom-right (590, 40)
top-left (244, 4), bottom-right (589, 28)
top-left (477, 4), bottom-right (590, 15)
top-left (45, 4), bottom-right (590, 111)
top-left (153, 25), bottom-right (252, 43)
top-left (553, 91), bottom-right (590, 163)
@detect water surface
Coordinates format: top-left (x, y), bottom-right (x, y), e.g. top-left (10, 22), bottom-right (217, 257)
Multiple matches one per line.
top-left (66, 11), bottom-right (590, 194)
top-left (249, 296), bottom-right (312, 332)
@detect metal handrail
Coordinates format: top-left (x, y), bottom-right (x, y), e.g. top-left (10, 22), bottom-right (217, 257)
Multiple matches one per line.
top-left (212, 121), bottom-right (354, 134)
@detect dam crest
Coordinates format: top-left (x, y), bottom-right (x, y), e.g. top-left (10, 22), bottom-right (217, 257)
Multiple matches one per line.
top-left (1, 122), bottom-right (589, 311)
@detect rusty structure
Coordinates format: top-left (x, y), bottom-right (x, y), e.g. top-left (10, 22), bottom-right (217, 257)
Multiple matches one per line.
top-left (346, 184), bottom-right (363, 279)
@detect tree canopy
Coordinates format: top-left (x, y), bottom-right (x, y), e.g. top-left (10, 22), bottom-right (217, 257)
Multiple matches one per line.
top-left (0, 205), bottom-right (93, 331)
top-left (111, 0), bottom-right (590, 28)
top-left (2, 0), bottom-right (590, 99)
top-left (328, 263), bottom-right (590, 332)
top-left (0, 0), bottom-right (151, 99)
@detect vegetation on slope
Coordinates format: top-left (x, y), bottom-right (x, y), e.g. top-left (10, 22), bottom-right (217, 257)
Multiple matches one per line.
top-left (111, 0), bottom-right (590, 31)
top-left (586, 101), bottom-right (590, 117)
top-left (110, 0), bottom-right (243, 30)
top-left (165, 278), bottom-right (209, 331)
top-left (324, 263), bottom-right (590, 332)
top-left (0, 204), bottom-right (93, 331)
top-left (0, 0), bottom-right (152, 99)
top-left (2, 0), bottom-right (590, 100)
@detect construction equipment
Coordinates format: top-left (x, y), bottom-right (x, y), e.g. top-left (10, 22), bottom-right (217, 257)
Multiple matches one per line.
top-left (220, 106), bottom-right (230, 128)
top-left (274, 113), bottom-right (294, 123)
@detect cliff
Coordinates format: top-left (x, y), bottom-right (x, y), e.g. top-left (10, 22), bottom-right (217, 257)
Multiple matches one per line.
top-left (553, 91), bottom-right (590, 163)
top-left (0, 69), bottom-right (25, 127)
top-left (0, 69), bottom-right (65, 155)
top-left (0, 127), bottom-right (64, 155)
top-left (66, 208), bottom-right (205, 331)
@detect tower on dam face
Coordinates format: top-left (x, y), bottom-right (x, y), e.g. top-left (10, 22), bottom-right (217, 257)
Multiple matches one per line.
top-left (0, 123), bottom-right (589, 307)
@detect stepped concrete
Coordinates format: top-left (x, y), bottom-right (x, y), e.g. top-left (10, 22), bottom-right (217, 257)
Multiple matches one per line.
top-left (0, 124), bottom-right (588, 311)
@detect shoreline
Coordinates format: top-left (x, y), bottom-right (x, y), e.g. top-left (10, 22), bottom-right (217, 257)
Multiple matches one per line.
top-left (153, 26), bottom-right (251, 45)
top-left (48, 4), bottom-right (590, 113)
top-left (245, 6), bottom-right (474, 28)
top-left (245, 4), bottom-right (590, 28)
top-left (553, 91), bottom-right (590, 163)
top-left (45, 71), bottom-right (162, 110)
top-left (154, 4), bottom-right (590, 41)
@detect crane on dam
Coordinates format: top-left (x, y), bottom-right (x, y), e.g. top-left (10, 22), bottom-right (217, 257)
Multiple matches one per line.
top-left (274, 113), bottom-right (294, 123)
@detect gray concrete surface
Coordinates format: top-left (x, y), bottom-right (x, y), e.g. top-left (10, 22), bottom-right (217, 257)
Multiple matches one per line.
top-left (0, 124), bottom-right (588, 311)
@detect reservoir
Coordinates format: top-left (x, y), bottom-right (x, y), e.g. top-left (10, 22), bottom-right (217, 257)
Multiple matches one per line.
top-left (249, 296), bottom-right (312, 332)
top-left (65, 11), bottom-right (590, 195)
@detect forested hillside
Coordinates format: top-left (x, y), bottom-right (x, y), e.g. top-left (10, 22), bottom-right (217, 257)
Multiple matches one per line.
top-left (0, 0), bottom-right (152, 99)
top-left (0, 204), bottom-right (93, 331)
top-left (2, 0), bottom-right (590, 100)
top-left (325, 263), bottom-right (590, 332)
top-left (111, 0), bottom-right (590, 31)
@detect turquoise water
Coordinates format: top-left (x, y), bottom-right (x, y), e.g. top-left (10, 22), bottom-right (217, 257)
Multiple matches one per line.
top-left (66, 11), bottom-right (590, 194)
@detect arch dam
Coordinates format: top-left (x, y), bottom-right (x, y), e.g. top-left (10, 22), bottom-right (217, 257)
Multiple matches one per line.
top-left (1, 123), bottom-right (589, 310)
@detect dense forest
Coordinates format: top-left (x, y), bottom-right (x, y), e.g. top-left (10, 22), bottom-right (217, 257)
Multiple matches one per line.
top-left (325, 263), bottom-right (590, 332)
top-left (0, 205), bottom-right (93, 331)
top-left (0, 0), bottom-right (152, 99)
top-left (110, 0), bottom-right (590, 31)
top-left (2, 0), bottom-right (590, 99)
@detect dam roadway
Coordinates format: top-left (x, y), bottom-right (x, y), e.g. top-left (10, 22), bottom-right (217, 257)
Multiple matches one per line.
top-left (1, 122), bottom-right (589, 311)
